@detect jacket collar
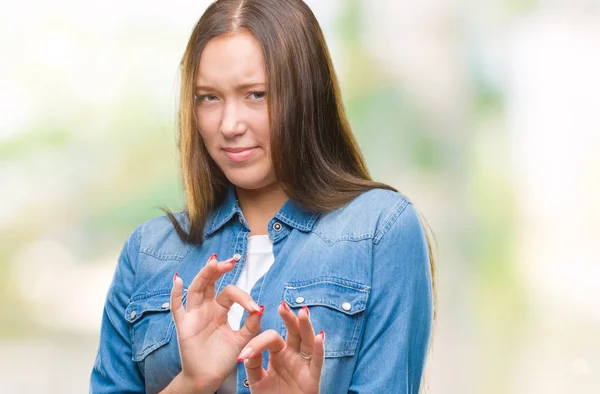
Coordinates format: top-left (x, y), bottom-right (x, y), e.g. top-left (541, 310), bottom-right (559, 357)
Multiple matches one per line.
top-left (205, 186), bottom-right (319, 236)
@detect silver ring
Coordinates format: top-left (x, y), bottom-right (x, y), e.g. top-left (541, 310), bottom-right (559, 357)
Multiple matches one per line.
top-left (300, 351), bottom-right (313, 360)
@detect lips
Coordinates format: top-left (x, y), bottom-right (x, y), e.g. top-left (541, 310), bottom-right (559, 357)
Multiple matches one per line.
top-left (223, 147), bottom-right (255, 153)
top-left (222, 147), bottom-right (258, 162)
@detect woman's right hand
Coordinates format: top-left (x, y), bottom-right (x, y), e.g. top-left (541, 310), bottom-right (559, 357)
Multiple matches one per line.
top-left (161, 254), bottom-right (263, 394)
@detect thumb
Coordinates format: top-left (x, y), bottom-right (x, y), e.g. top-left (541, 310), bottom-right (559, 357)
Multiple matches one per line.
top-left (237, 306), bottom-right (264, 343)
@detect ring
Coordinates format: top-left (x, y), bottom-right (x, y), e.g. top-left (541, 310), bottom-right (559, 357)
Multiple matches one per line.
top-left (300, 351), bottom-right (313, 360)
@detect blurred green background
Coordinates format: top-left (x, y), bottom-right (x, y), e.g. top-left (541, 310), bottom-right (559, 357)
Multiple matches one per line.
top-left (1, 0), bottom-right (599, 392)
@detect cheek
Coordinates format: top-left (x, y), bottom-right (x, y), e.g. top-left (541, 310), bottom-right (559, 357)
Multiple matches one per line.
top-left (197, 117), bottom-right (220, 146)
top-left (250, 112), bottom-right (270, 145)
top-left (198, 129), bottom-right (215, 148)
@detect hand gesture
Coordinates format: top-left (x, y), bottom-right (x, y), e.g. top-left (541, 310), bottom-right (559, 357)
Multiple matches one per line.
top-left (237, 302), bottom-right (325, 394)
top-left (166, 254), bottom-right (263, 393)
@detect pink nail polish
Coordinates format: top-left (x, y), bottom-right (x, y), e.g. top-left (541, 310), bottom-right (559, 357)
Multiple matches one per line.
top-left (320, 330), bottom-right (325, 340)
top-left (173, 272), bottom-right (178, 282)
top-left (237, 347), bottom-right (253, 362)
top-left (302, 305), bottom-right (309, 316)
top-left (280, 301), bottom-right (290, 311)
top-left (258, 305), bottom-right (265, 317)
top-left (209, 253), bottom-right (217, 261)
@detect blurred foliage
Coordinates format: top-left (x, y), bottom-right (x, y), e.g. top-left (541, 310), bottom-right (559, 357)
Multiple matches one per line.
top-left (339, 0), bottom-right (442, 176)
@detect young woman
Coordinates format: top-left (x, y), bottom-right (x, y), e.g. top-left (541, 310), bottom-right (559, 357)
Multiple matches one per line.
top-left (90, 0), bottom-right (434, 393)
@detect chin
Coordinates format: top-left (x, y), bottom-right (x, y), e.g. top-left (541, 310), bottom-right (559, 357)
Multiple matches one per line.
top-left (223, 168), bottom-right (274, 191)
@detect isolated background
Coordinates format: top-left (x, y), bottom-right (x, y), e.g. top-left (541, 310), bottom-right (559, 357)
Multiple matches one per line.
top-left (1, 0), bottom-right (599, 392)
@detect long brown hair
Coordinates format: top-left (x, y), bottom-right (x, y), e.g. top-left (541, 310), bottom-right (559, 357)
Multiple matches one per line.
top-left (165, 0), bottom-right (436, 319)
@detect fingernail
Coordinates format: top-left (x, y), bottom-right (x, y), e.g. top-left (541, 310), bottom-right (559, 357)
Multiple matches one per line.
top-left (173, 272), bottom-right (178, 282)
top-left (208, 253), bottom-right (217, 262)
top-left (302, 305), bottom-right (309, 316)
top-left (280, 301), bottom-right (290, 311)
top-left (249, 301), bottom-right (260, 312)
top-left (258, 305), bottom-right (265, 317)
top-left (320, 330), bottom-right (325, 341)
top-left (237, 347), bottom-right (252, 362)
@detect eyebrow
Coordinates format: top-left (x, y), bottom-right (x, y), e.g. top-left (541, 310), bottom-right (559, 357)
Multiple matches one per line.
top-left (195, 82), bottom-right (266, 93)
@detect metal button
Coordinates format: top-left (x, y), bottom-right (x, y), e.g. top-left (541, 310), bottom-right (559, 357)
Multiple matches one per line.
top-left (130, 310), bottom-right (137, 319)
top-left (273, 222), bottom-right (282, 231)
top-left (295, 296), bottom-right (305, 304)
top-left (233, 253), bottom-right (242, 261)
top-left (341, 302), bottom-right (352, 311)
top-left (161, 302), bottom-right (170, 309)
top-left (243, 378), bottom-right (250, 388)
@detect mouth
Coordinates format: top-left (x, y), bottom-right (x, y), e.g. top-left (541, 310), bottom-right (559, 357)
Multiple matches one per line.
top-left (222, 146), bottom-right (258, 163)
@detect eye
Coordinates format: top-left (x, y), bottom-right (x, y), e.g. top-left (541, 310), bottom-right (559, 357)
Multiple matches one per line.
top-left (248, 91), bottom-right (266, 100)
top-left (194, 94), bottom-right (219, 103)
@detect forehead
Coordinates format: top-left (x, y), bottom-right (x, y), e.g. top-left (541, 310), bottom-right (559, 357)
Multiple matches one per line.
top-left (196, 30), bottom-right (266, 86)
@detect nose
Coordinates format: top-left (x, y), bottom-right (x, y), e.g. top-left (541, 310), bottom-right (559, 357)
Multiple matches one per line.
top-left (220, 102), bottom-right (246, 137)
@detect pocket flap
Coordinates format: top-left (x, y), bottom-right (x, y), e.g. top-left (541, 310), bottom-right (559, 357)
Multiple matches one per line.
top-left (283, 278), bottom-right (370, 316)
top-left (125, 292), bottom-right (172, 323)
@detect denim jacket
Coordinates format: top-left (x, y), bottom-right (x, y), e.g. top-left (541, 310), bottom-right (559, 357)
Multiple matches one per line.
top-left (90, 187), bottom-right (433, 394)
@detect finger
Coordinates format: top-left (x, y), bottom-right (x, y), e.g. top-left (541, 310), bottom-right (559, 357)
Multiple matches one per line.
top-left (278, 301), bottom-right (301, 351)
top-left (186, 254), bottom-right (219, 307)
top-left (310, 330), bottom-right (325, 378)
top-left (212, 284), bottom-right (263, 344)
top-left (298, 306), bottom-right (315, 358)
top-left (238, 305), bottom-right (264, 343)
top-left (237, 329), bottom-right (286, 363)
top-left (187, 254), bottom-right (235, 309)
top-left (215, 285), bottom-right (261, 313)
top-left (170, 273), bottom-right (185, 324)
top-left (204, 255), bottom-right (239, 300)
top-left (242, 349), bottom-right (265, 386)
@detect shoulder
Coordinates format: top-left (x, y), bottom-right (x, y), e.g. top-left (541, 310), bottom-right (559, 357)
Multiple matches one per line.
top-left (313, 188), bottom-right (415, 244)
top-left (134, 211), bottom-right (192, 261)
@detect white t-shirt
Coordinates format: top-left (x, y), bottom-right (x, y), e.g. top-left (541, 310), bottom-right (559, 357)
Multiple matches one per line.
top-left (219, 234), bottom-right (275, 393)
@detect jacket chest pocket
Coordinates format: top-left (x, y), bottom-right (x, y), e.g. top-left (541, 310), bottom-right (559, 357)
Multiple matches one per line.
top-left (125, 291), bottom-right (179, 362)
top-left (282, 278), bottom-right (370, 358)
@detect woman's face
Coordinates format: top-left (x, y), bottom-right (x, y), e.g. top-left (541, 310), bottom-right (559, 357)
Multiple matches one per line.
top-left (194, 29), bottom-right (274, 191)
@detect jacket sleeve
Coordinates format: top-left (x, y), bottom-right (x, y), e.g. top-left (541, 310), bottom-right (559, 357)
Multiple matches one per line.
top-left (348, 201), bottom-right (433, 393)
top-left (90, 225), bottom-right (145, 393)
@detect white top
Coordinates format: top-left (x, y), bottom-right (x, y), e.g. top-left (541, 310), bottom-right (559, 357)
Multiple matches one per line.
top-left (219, 234), bottom-right (275, 393)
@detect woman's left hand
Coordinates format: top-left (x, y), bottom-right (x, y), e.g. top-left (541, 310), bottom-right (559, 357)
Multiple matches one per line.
top-left (237, 302), bottom-right (325, 394)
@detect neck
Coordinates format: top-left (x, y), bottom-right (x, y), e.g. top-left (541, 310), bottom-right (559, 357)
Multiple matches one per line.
top-left (235, 183), bottom-right (288, 236)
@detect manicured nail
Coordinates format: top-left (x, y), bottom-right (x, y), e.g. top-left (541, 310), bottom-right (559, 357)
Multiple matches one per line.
top-left (280, 301), bottom-right (290, 311)
top-left (302, 305), bottom-right (309, 316)
top-left (320, 330), bottom-right (325, 341)
top-left (173, 272), bottom-right (178, 282)
top-left (208, 253), bottom-right (217, 262)
top-left (257, 305), bottom-right (265, 317)
top-left (237, 347), bottom-right (253, 362)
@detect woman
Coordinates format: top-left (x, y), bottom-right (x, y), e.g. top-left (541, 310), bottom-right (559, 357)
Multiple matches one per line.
top-left (90, 0), bottom-right (434, 393)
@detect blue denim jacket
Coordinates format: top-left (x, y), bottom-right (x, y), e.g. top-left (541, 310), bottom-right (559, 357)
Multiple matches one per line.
top-left (90, 188), bottom-right (433, 394)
